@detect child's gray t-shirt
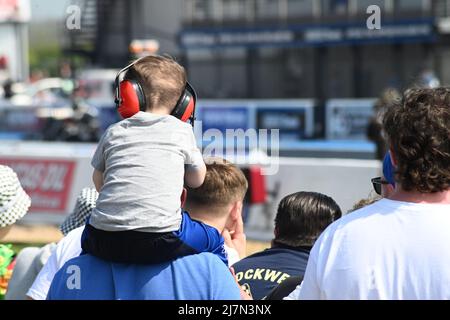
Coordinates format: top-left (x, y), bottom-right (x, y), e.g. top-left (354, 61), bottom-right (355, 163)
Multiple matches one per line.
top-left (90, 111), bottom-right (203, 232)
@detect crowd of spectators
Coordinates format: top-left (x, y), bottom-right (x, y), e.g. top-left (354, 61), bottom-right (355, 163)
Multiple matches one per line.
top-left (1, 56), bottom-right (450, 300)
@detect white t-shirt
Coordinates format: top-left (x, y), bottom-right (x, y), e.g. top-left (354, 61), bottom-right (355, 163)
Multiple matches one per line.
top-left (27, 227), bottom-right (83, 300)
top-left (288, 198), bottom-right (450, 300)
top-left (27, 226), bottom-right (239, 300)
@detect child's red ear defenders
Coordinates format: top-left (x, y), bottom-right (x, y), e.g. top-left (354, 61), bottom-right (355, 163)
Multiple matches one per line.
top-left (114, 60), bottom-right (197, 126)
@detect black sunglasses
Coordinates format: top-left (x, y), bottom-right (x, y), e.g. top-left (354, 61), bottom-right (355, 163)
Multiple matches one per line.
top-left (371, 177), bottom-right (390, 195)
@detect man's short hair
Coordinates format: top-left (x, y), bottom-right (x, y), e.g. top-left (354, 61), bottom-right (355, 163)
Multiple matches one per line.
top-left (383, 87), bottom-right (450, 193)
top-left (186, 158), bottom-right (248, 210)
top-left (125, 55), bottom-right (186, 112)
top-left (274, 192), bottom-right (341, 248)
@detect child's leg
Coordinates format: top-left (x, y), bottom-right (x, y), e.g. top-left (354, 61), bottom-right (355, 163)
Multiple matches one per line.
top-left (81, 223), bottom-right (199, 264)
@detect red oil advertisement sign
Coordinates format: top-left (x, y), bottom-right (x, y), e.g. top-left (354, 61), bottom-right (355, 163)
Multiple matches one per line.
top-left (0, 158), bottom-right (76, 214)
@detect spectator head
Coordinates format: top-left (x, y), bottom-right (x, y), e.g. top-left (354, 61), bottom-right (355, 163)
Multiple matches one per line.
top-left (184, 158), bottom-right (248, 228)
top-left (60, 187), bottom-right (98, 236)
top-left (124, 55), bottom-right (186, 113)
top-left (350, 196), bottom-right (382, 213)
top-left (374, 88), bottom-right (401, 113)
top-left (0, 165), bottom-right (31, 239)
top-left (383, 87), bottom-right (450, 193)
top-left (273, 192), bottom-right (341, 248)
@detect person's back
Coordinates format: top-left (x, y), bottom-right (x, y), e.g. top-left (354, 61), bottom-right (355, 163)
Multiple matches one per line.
top-left (293, 87), bottom-right (450, 300)
top-left (233, 246), bottom-right (309, 300)
top-left (47, 252), bottom-right (241, 300)
top-left (298, 198), bottom-right (450, 299)
top-left (233, 191), bottom-right (341, 300)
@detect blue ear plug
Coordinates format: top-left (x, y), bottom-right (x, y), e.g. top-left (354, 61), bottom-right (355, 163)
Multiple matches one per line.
top-left (383, 153), bottom-right (395, 186)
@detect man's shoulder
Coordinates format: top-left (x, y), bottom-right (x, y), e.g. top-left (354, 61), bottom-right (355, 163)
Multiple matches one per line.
top-left (51, 254), bottom-right (110, 291)
top-left (55, 227), bottom-right (83, 254)
top-left (57, 253), bottom-right (99, 271)
top-left (176, 252), bottom-right (223, 266)
top-left (171, 253), bottom-right (230, 278)
top-left (333, 199), bottom-right (388, 227)
top-left (314, 199), bottom-right (395, 247)
top-left (233, 248), bottom-right (273, 266)
top-left (233, 247), bottom-right (308, 269)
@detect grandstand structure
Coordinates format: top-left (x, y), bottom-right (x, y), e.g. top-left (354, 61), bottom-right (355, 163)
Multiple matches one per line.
top-left (67, 0), bottom-right (450, 101)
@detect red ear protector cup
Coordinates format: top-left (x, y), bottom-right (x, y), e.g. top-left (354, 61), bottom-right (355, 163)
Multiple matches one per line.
top-left (171, 82), bottom-right (197, 127)
top-left (114, 60), bottom-right (147, 119)
top-left (117, 80), bottom-right (146, 119)
top-left (180, 96), bottom-right (195, 122)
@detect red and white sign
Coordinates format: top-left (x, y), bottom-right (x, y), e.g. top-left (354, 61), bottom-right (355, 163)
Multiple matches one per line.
top-left (0, 158), bottom-right (76, 214)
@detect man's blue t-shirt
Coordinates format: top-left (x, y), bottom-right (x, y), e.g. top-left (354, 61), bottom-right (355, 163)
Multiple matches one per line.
top-left (232, 245), bottom-right (310, 300)
top-left (47, 252), bottom-right (240, 300)
top-left (175, 211), bottom-right (228, 265)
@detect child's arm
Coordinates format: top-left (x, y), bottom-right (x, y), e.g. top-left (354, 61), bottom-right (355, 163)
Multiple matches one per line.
top-left (92, 169), bottom-right (104, 192)
top-left (91, 128), bottom-right (109, 192)
top-left (184, 161), bottom-right (206, 188)
top-left (183, 127), bottom-right (206, 188)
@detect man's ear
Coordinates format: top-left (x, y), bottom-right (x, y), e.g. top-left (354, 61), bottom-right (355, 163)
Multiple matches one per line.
top-left (231, 200), bottom-right (243, 220)
top-left (225, 200), bottom-right (243, 230)
top-left (274, 226), bottom-right (279, 239)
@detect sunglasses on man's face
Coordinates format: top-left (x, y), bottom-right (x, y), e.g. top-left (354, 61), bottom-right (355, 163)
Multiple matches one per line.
top-left (371, 177), bottom-right (390, 195)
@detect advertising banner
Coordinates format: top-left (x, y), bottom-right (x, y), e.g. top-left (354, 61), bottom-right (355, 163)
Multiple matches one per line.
top-left (199, 105), bottom-right (250, 133)
top-left (0, 106), bottom-right (42, 138)
top-left (256, 100), bottom-right (315, 140)
top-left (0, 158), bottom-right (76, 215)
top-left (326, 99), bottom-right (376, 140)
top-left (180, 19), bottom-right (435, 49)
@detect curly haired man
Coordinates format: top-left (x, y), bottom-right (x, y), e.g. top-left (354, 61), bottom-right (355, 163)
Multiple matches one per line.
top-left (288, 87), bottom-right (450, 300)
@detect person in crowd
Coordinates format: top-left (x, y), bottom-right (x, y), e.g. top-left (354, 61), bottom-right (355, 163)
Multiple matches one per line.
top-left (370, 152), bottom-right (395, 199)
top-left (0, 165), bottom-right (31, 299)
top-left (38, 159), bottom-right (247, 299)
top-left (232, 191), bottom-right (342, 300)
top-left (26, 188), bottom-right (97, 300)
top-left (183, 158), bottom-right (248, 265)
top-left (288, 87), bottom-right (450, 299)
top-left (351, 151), bottom-right (396, 213)
top-left (4, 245), bottom-right (55, 300)
top-left (367, 88), bottom-right (401, 160)
top-left (82, 54), bottom-right (223, 266)
top-left (273, 160), bottom-right (393, 301)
